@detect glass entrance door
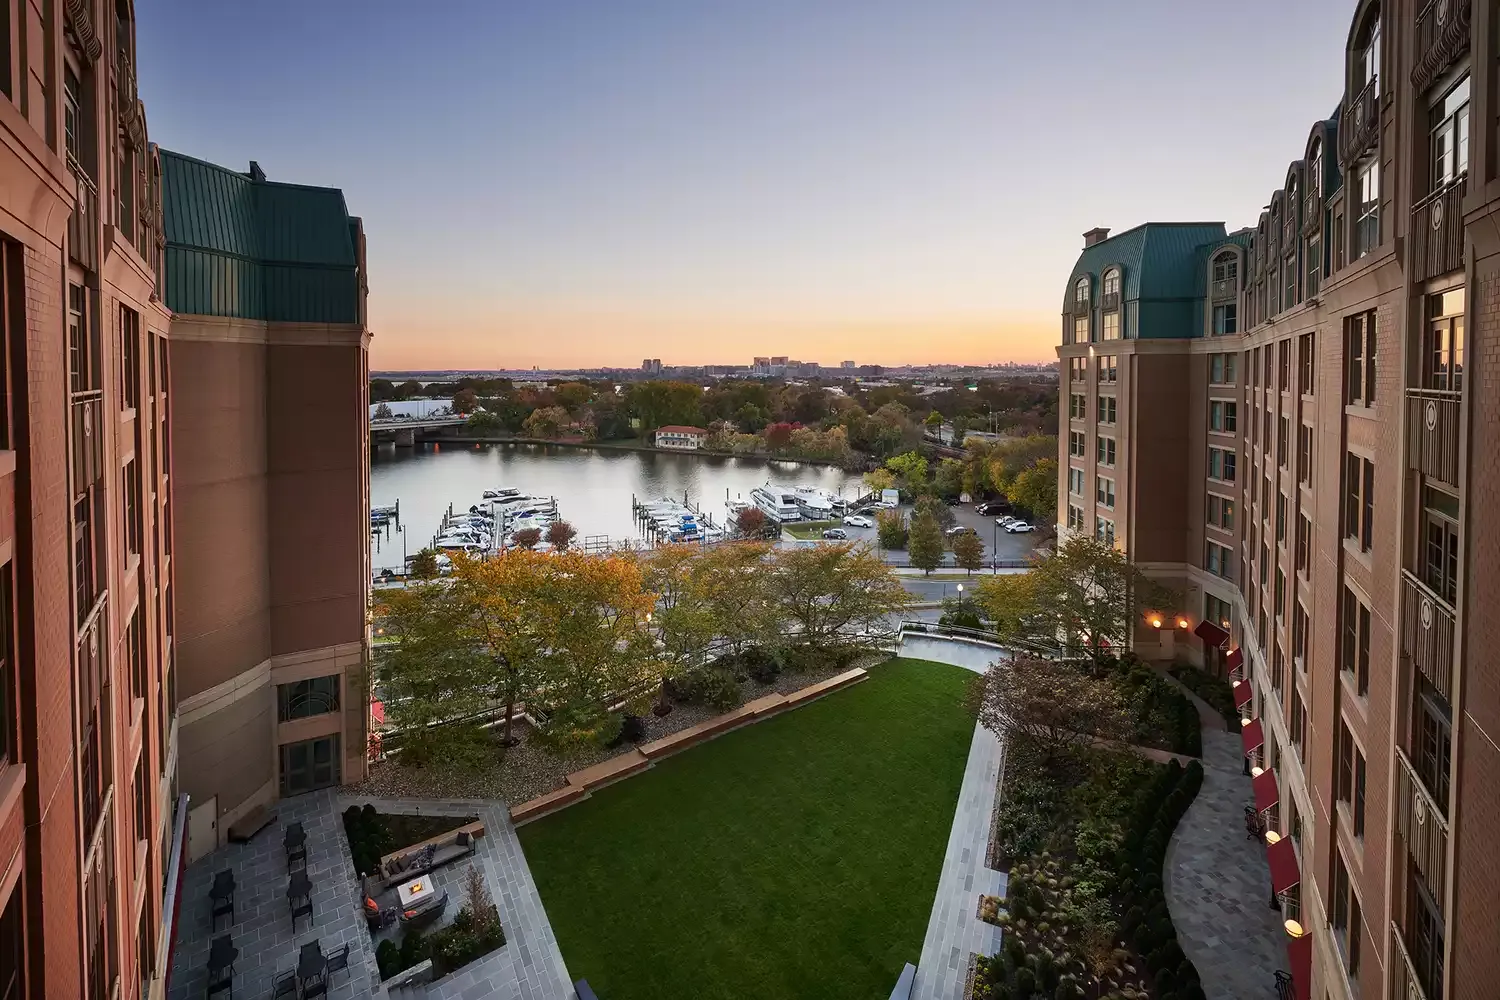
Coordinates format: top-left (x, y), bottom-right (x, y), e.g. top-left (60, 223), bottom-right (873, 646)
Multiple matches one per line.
top-left (279, 735), bottom-right (341, 797)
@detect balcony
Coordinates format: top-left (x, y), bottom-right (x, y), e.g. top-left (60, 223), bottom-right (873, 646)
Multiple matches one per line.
top-left (1395, 745), bottom-right (1449, 906)
top-left (1071, 297), bottom-right (1089, 316)
top-left (1339, 77), bottom-right (1380, 168)
top-left (1101, 290), bottom-right (1120, 312)
top-left (1411, 177), bottom-right (1466, 282)
top-left (1211, 278), bottom-right (1237, 302)
top-left (1389, 921), bottom-right (1431, 1000)
top-left (1302, 192), bottom-right (1322, 235)
top-left (1401, 569), bottom-right (1455, 702)
top-left (68, 159), bottom-right (97, 272)
top-left (1407, 389), bottom-right (1461, 488)
top-left (1413, 0), bottom-right (1472, 93)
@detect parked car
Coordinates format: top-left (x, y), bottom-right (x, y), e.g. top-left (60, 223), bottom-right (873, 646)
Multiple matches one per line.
top-left (976, 500), bottom-right (1012, 515)
top-left (996, 516), bottom-right (1022, 529)
top-left (822, 527), bottom-right (849, 540)
top-left (1004, 520), bottom-right (1035, 533)
top-left (946, 525), bottom-right (976, 537)
top-left (872, 499), bottom-right (899, 510)
top-left (942, 496), bottom-right (962, 505)
top-left (842, 514), bottom-right (874, 528)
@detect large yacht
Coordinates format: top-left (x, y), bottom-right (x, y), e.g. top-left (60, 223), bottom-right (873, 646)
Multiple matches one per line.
top-left (750, 484), bottom-right (803, 522)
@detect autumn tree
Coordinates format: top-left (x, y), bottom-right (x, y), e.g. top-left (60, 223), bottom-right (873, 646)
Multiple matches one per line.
top-left (628, 380), bottom-right (704, 434)
top-left (907, 510), bottom-right (945, 575)
top-left (766, 544), bottom-right (908, 646)
top-left (733, 505), bottom-right (770, 539)
top-left (973, 534), bottom-right (1172, 659)
top-left (642, 544), bottom-right (719, 673)
top-left (863, 468), bottom-right (895, 495)
top-left (511, 527), bottom-right (542, 550)
top-left (973, 656), bottom-right (1130, 762)
top-left (465, 411), bottom-right (503, 436)
top-left (409, 548), bottom-right (440, 580)
top-left (952, 530), bottom-right (985, 576)
top-left (554, 381), bottom-right (593, 410)
top-left (876, 509), bottom-right (908, 549)
top-left (698, 541), bottom-right (783, 653)
top-left (764, 422), bottom-right (797, 451)
top-left (453, 388), bottom-right (478, 414)
top-left (886, 451), bottom-right (929, 493)
top-left (933, 457), bottom-right (965, 499)
top-left (523, 405), bottom-right (570, 438)
top-left (546, 520), bottom-right (578, 552)
top-left (1010, 457), bottom-right (1058, 523)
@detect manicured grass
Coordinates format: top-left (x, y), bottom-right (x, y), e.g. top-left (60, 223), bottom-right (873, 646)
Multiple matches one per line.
top-left (784, 519), bottom-right (840, 539)
top-left (518, 657), bottom-right (976, 1000)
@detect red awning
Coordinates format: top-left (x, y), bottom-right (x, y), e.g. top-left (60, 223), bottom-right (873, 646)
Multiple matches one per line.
top-left (1287, 927), bottom-right (1312, 1000)
top-left (1253, 768), bottom-right (1280, 813)
top-left (1225, 647), bottom-right (1244, 672)
top-left (371, 699), bottom-right (386, 726)
top-left (1233, 678), bottom-right (1254, 708)
top-left (1267, 835), bottom-right (1301, 895)
top-left (1241, 718), bottom-right (1265, 754)
top-left (1195, 620), bottom-right (1230, 648)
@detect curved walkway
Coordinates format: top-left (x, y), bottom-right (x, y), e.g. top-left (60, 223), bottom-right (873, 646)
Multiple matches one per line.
top-left (898, 636), bottom-right (1008, 1000)
top-left (1163, 729), bottom-right (1286, 998)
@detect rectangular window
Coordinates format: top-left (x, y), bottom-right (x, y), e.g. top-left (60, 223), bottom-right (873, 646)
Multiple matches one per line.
top-left (1277, 340), bottom-right (1290, 391)
top-left (1096, 476), bottom-right (1115, 508)
top-left (1275, 568), bottom-right (1285, 620)
top-left (1297, 424), bottom-right (1312, 485)
top-left (1276, 493), bottom-right (1286, 544)
top-left (1098, 355), bottom-right (1117, 383)
top-left (276, 675), bottom-right (342, 723)
top-left (1067, 504), bottom-right (1084, 531)
top-left (1208, 447), bottom-right (1237, 483)
top-left (1097, 396), bottom-right (1116, 424)
top-left (1073, 315), bottom-right (1088, 344)
top-left (1096, 436), bottom-right (1115, 466)
top-left (1207, 494), bottom-right (1235, 531)
top-left (1335, 721), bottom-right (1366, 840)
top-left (1430, 75), bottom-right (1471, 190)
top-left (1331, 851), bottom-right (1363, 979)
top-left (1355, 159), bottom-right (1380, 258)
top-left (123, 459), bottom-right (141, 559)
top-left (1212, 303), bottom-right (1238, 335)
top-left (125, 611), bottom-right (145, 703)
top-left (1296, 513), bottom-right (1311, 574)
top-left (1069, 357), bottom-right (1087, 381)
top-left (1277, 416), bottom-right (1288, 467)
top-left (1413, 680), bottom-right (1451, 812)
top-left (1094, 517), bottom-right (1115, 546)
top-left (1206, 541), bottom-right (1233, 578)
top-left (1204, 594), bottom-right (1232, 633)
top-left (0, 566), bottom-right (11, 768)
top-left (1209, 352), bottom-right (1237, 384)
top-left (1345, 311), bottom-right (1377, 405)
top-left (120, 306), bottom-right (140, 411)
top-left (1208, 400), bottom-right (1237, 433)
top-left (1422, 485), bottom-right (1460, 605)
top-left (1425, 287), bottom-right (1465, 393)
top-left (1306, 234), bottom-right (1322, 297)
top-left (1070, 393), bottom-right (1086, 420)
top-left (1102, 312), bottom-right (1120, 341)
top-left (1298, 333), bottom-right (1314, 395)
top-left (1271, 641), bottom-right (1284, 692)
top-left (1344, 454), bottom-right (1375, 552)
top-left (1293, 601), bottom-right (1309, 664)
top-left (1290, 686), bottom-right (1306, 753)
top-left (1069, 431), bottom-right (1086, 458)
top-left (1341, 587), bottom-right (1371, 696)
top-left (1068, 467), bottom-right (1084, 496)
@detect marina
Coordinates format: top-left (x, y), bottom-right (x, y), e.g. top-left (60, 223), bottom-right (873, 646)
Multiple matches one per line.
top-left (369, 442), bottom-right (867, 573)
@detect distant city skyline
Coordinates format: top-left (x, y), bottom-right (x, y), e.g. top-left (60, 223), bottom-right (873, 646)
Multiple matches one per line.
top-left (139, 0), bottom-right (1349, 370)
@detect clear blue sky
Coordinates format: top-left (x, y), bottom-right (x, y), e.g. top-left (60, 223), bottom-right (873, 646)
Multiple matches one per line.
top-left (139, 0), bottom-right (1354, 369)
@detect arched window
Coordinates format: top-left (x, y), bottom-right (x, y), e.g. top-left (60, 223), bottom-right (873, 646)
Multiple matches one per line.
top-left (1309, 140), bottom-right (1323, 198)
top-left (1212, 251), bottom-right (1238, 285)
top-left (1075, 276), bottom-right (1090, 304)
top-left (1355, 6), bottom-right (1381, 96)
top-left (1102, 269), bottom-right (1120, 297)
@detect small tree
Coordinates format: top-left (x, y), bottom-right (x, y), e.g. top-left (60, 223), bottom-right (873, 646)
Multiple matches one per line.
top-left (373, 402), bottom-right (394, 419)
top-left (907, 510), bottom-right (945, 575)
top-left (546, 520), bottom-right (578, 552)
top-left (952, 530), bottom-right (985, 576)
top-left (876, 509), bottom-right (908, 550)
top-left (913, 494), bottom-right (956, 531)
top-left (764, 422), bottom-right (797, 451)
top-left (409, 548), bottom-right (440, 580)
top-left (453, 388), bottom-right (478, 414)
top-left (924, 410), bottom-right (944, 431)
top-left (511, 527), bottom-right (542, 550)
top-left (973, 656), bottom-right (1130, 762)
top-left (1010, 457), bottom-right (1058, 523)
top-left (863, 468), bottom-right (895, 494)
top-left (466, 410), bottom-right (504, 436)
top-left (733, 506), bottom-right (769, 539)
top-left (886, 451), bottom-right (929, 493)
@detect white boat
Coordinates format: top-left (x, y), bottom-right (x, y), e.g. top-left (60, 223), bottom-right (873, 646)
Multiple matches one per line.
top-left (434, 538), bottom-right (484, 555)
top-left (482, 488), bottom-right (521, 499)
top-left (782, 485), bottom-right (835, 520)
top-left (751, 485), bottom-right (802, 522)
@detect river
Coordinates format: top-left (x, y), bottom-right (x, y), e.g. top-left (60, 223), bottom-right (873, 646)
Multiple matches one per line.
top-left (369, 442), bottom-right (866, 571)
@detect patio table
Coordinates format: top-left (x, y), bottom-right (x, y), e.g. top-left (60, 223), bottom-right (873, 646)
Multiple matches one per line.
top-left (397, 876), bottom-right (436, 908)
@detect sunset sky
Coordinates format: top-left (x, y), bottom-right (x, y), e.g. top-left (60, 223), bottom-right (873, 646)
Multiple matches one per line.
top-left (140, 0), bottom-right (1352, 370)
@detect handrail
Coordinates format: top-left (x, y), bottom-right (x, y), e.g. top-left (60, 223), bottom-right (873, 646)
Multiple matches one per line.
top-left (1412, 174), bottom-right (1465, 214)
top-left (1405, 386), bottom-right (1461, 401)
top-left (1395, 745), bottom-right (1449, 837)
top-left (1400, 567), bottom-right (1455, 621)
top-left (1388, 919), bottom-right (1430, 1000)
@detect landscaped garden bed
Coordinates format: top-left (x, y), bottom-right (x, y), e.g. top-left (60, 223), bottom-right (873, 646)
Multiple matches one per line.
top-left (1167, 663), bottom-right (1239, 730)
top-left (972, 735), bottom-right (1205, 1000)
top-left (374, 865), bottom-right (506, 982)
top-left (1105, 654), bottom-right (1202, 758)
top-left (517, 657), bottom-right (975, 1000)
top-left (357, 646), bottom-right (876, 805)
top-left (341, 804), bottom-right (480, 878)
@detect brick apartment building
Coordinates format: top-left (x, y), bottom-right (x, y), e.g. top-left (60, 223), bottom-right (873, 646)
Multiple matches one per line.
top-left (0, 3), bottom-right (372, 999)
top-left (1055, 1), bottom-right (1497, 998)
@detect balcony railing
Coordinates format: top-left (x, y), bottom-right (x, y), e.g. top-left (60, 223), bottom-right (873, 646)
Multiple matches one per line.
top-left (1211, 278), bottom-right (1237, 302)
top-left (1406, 388), bottom-right (1461, 488)
top-left (1411, 177), bottom-right (1466, 282)
top-left (1401, 569), bottom-right (1455, 702)
top-left (1072, 297), bottom-right (1089, 316)
top-left (1339, 77), bottom-right (1380, 168)
top-left (1101, 290), bottom-right (1119, 312)
top-left (1413, 0), bottom-right (1472, 93)
top-left (1395, 745), bottom-right (1450, 896)
top-left (1389, 921), bottom-right (1431, 1000)
top-left (68, 158), bottom-right (98, 272)
top-left (1302, 192), bottom-right (1323, 235)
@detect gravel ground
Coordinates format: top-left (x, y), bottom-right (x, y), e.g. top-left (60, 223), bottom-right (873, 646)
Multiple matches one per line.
top-left (353, 655), bottom-right (880, 806)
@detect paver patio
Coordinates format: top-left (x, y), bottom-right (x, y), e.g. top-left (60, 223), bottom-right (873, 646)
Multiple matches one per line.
top-left (168, 791), bottom-right (571, 1000)
top-left (1164, 727), bottom-right (1287, 998)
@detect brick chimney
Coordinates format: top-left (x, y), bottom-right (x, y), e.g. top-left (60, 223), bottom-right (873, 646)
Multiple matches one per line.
top-left (1083, 227), bottom-right (1111, 248)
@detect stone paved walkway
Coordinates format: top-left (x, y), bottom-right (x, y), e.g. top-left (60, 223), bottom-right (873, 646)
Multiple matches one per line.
top-left (899, 635), bottom-right (1009, 1000)
top-left (1164, 730), bottom-right (1287, 999)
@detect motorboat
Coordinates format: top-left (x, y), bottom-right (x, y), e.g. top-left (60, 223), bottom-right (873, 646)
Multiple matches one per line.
top-left (481, 488), bottom-right (522, 500)
top-left (750, 485), bottom-right (802, 522)
top-left (785, 485), bottom-right (835, 520)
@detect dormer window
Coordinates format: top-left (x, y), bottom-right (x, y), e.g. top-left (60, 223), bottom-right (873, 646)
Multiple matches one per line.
top-left (1430, 76), bottom-right (1470, 191)
top-left (1212, 254), bottom-right (1238, 284)
top-left (1310, 141), bottom-right (1323, 198)
top-left (1102, 270), bottom-right (1120, 298)
top-left (1075, 276), bottom-right (1090, 307)
top-left (1357, 11), bottom-right (1380, 96)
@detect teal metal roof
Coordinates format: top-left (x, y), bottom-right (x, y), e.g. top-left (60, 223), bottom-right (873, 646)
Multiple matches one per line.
top-left (1062, 222), bottom-right (1227, 339)
top-left (160, 150), bottom-right (360, 323)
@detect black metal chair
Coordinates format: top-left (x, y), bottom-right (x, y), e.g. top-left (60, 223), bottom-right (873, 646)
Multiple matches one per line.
top-left (210, 870), bottom-right (235, 930)
top-left (284, 823), bottom-right (307, 870)
top-left (1274, 970), bottom-right (1295, 1000)
top-left (205, 974), bottom-right (233, 999)
top-left (271, 971), bottom-right (297, 999)
top-left (291, 897), bottom-right (314, 932)
top-left (326, 943), bottom-right (350, 981)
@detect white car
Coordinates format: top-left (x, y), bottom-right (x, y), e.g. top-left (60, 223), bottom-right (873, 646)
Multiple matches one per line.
top-left (996, 516), bottom-right (1020, 528)
top-left (842, 514), bottom-right (874, 528)
top-left (871, 500), bottom-right (898, 510)
top-left (1004, 520), bottom-right (1035, 533)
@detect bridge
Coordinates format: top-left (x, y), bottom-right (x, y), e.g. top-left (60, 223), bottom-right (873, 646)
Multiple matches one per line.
top-left (370, 415), bottom-right (469, 447)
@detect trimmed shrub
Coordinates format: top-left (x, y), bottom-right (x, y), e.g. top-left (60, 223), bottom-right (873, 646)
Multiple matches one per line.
top-left (742, 646), bottom-right (781, 683)
top-left (399, 929), bottom-right (426, 970)
top-left (375, 940), bottom-right (400, 980)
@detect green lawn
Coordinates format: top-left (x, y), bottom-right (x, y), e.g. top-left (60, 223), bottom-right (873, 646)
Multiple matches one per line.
top-left (518, 657), bottom-right (976, 1000)
top-left (784, 519), bottom-right (839, 539)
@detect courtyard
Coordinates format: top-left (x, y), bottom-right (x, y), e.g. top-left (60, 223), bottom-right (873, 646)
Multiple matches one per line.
top-left (517, 657), bottom-right (977, 1000)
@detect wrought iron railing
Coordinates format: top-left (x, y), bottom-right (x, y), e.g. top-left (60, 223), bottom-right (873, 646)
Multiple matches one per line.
top-left (1339, 77), bottom-right (1380, 167)
top-left (1395, 745), bottom-right (1449, 897)
top-left (68, 157), bottom-right (98, 271)
top-left (1410, 177), bottom-right (1466, 282)
top-left (1211, 277), bottom-right (1237, 302)
top-left (1413, 0), bottom-right (1472, 93)
top-left (1406, 388), bottom-right (1461, 487)
top-left (1389, 920), bottom-right (1431, 1000)
top-left (1401, 569), bottom-right (1455, 703)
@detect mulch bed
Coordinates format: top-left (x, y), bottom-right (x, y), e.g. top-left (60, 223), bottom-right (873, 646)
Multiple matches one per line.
top-left (353, 656), bottom-right (873, 805)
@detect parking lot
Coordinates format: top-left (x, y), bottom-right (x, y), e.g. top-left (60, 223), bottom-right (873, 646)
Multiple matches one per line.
top-left (788, 500), bottom-right (1042, 567)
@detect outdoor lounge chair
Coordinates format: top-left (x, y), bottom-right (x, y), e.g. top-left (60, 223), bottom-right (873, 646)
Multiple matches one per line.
top-left (399, 891), bottom-right (448, 930)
